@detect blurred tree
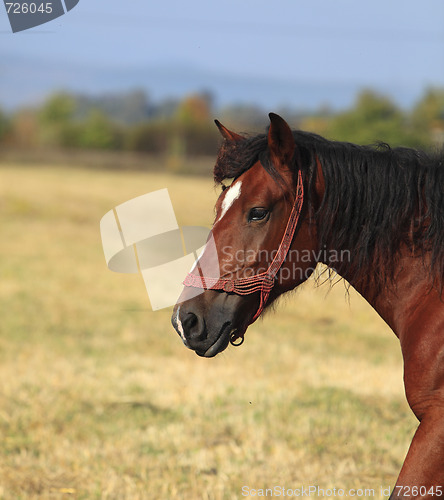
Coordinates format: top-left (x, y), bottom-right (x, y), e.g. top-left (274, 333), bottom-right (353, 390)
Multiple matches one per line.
top-left (38, 92), bottom-right (76, 147)
top-left (327, 90), bottom-right (420, 148)
top-left (8, 86), bottom-right (443, 160)
top-left (10, 110), bottom-right (39, 148)
top-left (72, 89), bottom-right (152, 124)
top-left (170, 93), bottom-right (219, 161)
top-left (153, 98), bottom-right (181, 120)
top-left (299, 113), bottom-right (330, 138)
top-left (218, 104), bottom-right (266, 132)
top-left (78, 109), bottom-right (122, 150)
top-left (97, 89), bottom-right (151, 124)
top-left (178, 124), bottom-right (220, 156)
top-left (40, 92), bottom-right (74, 123)
top-left (176, 93), bottom-right (212, 125)
top-left (125, 122), bottom-right (169, 153)
top-left (0, 108), bottom-right (10, 144)
top-left (411, 88), bottom-right (444, 147)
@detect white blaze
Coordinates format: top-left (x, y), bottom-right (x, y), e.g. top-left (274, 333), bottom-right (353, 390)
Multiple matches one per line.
top-left (216, 181), bottom-right (242, 223)
top-left (175, 306), bottom-right (187, 343)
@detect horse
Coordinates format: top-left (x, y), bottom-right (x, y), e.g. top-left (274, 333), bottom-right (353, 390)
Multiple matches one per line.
top-left (171, 113), bottom-right (444, 499)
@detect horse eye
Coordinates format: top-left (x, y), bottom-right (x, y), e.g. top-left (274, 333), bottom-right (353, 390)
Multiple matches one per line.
top-left (248, 207), bottom-right (269, 222)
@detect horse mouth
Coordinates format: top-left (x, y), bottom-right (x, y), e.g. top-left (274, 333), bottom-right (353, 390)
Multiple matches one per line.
top-left (197, 323), bottom-right (233, 358)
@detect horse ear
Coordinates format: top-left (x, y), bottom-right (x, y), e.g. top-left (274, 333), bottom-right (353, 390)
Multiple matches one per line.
top-left (214, 120), bottom-right (245, 142)
top-left (267, 113), bottom-right (295, 167)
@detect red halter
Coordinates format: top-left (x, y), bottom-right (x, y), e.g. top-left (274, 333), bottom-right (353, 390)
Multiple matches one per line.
top-left (183, 170), bottom-right (304, 345)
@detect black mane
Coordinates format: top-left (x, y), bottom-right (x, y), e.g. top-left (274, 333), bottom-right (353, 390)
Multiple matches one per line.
top-left (214, 130), bottom-right (444, 289)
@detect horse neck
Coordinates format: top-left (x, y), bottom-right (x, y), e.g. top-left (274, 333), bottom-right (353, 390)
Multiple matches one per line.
top-left (345, 250), bottom-right (438, 337)
top-left (309, 156), bottom-right (438, 338)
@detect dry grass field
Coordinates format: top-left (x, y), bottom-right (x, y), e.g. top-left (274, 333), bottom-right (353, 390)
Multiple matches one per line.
top-left (0, 161), bottom-right (417, 499)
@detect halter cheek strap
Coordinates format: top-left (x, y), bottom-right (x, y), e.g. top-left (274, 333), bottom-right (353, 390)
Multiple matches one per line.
top-left (183, 170), bottom-right (304, 344)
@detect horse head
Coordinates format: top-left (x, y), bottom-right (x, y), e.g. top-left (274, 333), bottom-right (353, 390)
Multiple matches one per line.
top-left (172, 113), bottom-right (319, 357)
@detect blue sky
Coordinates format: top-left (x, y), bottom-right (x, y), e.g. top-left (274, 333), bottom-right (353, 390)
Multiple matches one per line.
top-left (1, 0), bottom-right (443, 110)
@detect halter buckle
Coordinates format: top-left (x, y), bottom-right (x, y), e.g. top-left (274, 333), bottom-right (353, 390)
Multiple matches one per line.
top-left (223, 280), bottom-right (235, 293)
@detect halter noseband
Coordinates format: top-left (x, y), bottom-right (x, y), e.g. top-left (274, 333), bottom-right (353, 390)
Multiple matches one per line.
top-left (183, 170), bottom-right (304, 345)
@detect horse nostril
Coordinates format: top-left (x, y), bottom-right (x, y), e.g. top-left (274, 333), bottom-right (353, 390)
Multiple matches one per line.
top-left (183, 311), bottom-right (206, 342)
top-left (185, 312), bottom-right (197, 329)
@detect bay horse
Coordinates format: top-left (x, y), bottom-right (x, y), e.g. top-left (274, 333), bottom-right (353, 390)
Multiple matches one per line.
top-left (171, 113), bottom-right (444, 499)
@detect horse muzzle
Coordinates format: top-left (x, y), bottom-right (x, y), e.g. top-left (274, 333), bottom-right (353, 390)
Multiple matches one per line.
top-left (171, 292), bottom-right (250, 357)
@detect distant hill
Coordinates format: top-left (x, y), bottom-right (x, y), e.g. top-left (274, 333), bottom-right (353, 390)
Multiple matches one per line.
top-left (0, 53), bottom-right (422, 112)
